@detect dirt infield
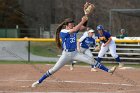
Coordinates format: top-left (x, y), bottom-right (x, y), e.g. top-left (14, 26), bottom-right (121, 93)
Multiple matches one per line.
top-left (0, 64), bottom-right (140, 93)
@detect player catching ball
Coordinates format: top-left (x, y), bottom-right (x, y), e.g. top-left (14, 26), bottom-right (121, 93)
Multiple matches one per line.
top-left (91, 25), bottom-right (124, 69)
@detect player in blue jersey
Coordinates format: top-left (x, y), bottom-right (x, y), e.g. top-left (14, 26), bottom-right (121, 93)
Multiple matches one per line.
top-left (70, 28), bottom-right (99, 72)
top-left (31, 17), bottom-right (117, 87)
top-left (91, 25), bottom-right (124, 69)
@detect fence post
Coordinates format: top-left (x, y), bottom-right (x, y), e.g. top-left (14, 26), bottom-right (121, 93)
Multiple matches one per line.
top-left (28, 41), bottom-right (30, 62)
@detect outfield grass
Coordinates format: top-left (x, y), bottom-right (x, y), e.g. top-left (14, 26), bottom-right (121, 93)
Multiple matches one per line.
top-left (29, 42), bottom-right (61, 57)
top-left (0, 60), bottom-right (55, 64)
top-left (0, 60), bottom-right (140, 68)
top-left (27, 42), bottom-right (140, 68)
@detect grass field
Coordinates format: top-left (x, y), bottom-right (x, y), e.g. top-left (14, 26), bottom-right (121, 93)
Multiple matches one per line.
top-left (0, 60), bottom-right (140, 68)
top-left (30, 42), bottom-right (61, 57)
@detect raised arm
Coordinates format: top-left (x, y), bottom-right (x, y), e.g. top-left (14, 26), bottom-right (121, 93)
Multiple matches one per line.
top-left (69, 16), bottom-right (88, 33)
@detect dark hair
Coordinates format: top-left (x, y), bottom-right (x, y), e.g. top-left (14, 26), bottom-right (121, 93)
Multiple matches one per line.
top-left (64, 18), bottom-right (74, 25)
top-left (55, 18), bottom-right (74, 49)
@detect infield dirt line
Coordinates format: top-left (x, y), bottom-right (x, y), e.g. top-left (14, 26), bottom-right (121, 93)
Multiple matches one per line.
top-left (0, 91), bottom-right (122, 93)
top-left (0, 79), bottom-right (137, 87)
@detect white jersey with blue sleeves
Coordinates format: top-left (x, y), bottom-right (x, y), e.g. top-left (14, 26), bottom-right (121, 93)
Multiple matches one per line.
top-left (79, 32), bottom-right (96, 49)
top-left (60, 29), bottom-right (77, 50)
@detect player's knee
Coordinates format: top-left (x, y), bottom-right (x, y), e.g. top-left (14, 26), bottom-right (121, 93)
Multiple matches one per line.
top-left (111, 53), bottom-right (118, 58)
top-left (49, 68), bottom-right (58, 74)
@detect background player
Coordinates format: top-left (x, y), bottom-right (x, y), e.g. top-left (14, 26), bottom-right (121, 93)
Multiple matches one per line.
top-left (70, 28), bottom-right (99, 72)
top-left (91, 25), bottom-right (124, 69)
top-left (31, 17), bottom-right (117, 88)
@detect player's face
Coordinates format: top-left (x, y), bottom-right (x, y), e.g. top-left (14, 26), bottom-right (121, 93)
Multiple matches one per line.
top-left (88, 32), bottom-right (94, 37)
top-left (67, 23), bottom-right (74, 29)
top-left (121, 31), bottom-right (125, 34)
top-left (98, 30), bottom-right (103, 35)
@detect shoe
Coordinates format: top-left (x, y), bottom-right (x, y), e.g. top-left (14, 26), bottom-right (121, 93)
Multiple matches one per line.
top-left (91, 68), bottom-right (98, 72)
top-left (108, 66), bottom-right (117, 75)
top-left (118, 63), bottom-right (124, 68)
top-left (32, 81), bottom-right (40, 87)
top-left (70, 62), bottom-right (76, 71)
top-left (70, 65), bottom-right (74, 70)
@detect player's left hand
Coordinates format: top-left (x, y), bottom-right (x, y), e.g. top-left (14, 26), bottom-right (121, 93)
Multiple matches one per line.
top-left (82, 16), bottom-right (88, 22)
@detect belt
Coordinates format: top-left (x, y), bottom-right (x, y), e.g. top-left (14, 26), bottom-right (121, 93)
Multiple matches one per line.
top-left (64, 49), bottom-right (76, 52)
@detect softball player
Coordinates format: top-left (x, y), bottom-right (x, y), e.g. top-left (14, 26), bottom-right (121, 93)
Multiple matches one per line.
top-left (32, 17), bottom-right (116, 87)
top-left (91, 25), bottom-right (124, 69)
top-left (70, 28), bottom-right (98, 72)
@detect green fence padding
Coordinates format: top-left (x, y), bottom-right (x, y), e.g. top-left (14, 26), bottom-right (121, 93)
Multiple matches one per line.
top-left (0, 29), bottom-right (19, 38)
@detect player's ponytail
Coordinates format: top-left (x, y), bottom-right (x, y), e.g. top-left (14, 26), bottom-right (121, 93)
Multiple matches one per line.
top-left (56, 18), bottom-right (74, 49)
top-left (56, 21), bottom-right (65, 49)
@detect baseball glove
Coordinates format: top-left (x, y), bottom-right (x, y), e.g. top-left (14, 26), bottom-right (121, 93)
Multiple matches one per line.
top-left (84, 2), bottom-right (95, 15)
top-left (94, 46), bottom-right (100, 52)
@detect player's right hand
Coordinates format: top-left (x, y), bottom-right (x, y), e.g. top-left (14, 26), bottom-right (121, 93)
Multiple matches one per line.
top-left (94, 46), bottom-right (100, 51)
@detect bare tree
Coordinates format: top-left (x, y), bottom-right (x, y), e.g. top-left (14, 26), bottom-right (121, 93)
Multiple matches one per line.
top-left (0, 0), bottom-right (25, 28)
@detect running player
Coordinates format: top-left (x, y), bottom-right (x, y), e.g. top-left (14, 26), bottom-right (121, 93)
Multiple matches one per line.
top-left (31, 17), bottom-right (117, 87)
top-left (70, 28), bottom-right (99, 72)
top-left (91, 25), bottom-right (124, 69)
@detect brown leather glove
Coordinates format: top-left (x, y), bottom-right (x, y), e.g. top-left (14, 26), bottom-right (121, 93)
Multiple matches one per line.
top-left (84, 2), bottom-right (95, 16)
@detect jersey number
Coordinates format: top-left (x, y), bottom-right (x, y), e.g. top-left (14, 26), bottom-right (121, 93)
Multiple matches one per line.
top-left (70, 37), bottom-right (76, 43)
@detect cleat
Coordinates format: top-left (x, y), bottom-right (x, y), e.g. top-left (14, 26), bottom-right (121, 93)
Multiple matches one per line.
top-left (32, 81), bottom-right (40, 87)
top-left (108, 66), bottom-right (117, 75)
top-left (91, 68), bottom-right (98, 72)
top-left (118, 63), bottom-right (124, 68)
top-left (70, 65), bottom-right (74, 70)
top-left (70, 62), bottom-right (76, 71)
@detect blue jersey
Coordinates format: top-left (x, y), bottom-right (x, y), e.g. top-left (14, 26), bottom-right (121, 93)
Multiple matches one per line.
top-left (60, 29), bottom-right (77, 50)
top-left (79, 32), bottom-right (96, 49)
top-left (97, 30), bottom-right (111, 43)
